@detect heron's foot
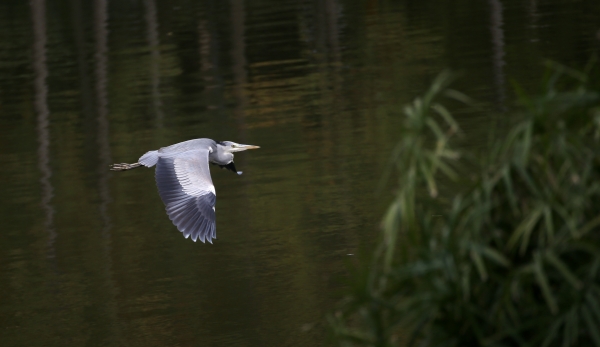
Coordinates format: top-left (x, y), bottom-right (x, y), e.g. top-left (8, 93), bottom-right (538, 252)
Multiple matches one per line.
top-left (109, 162), bottom-right (142, 171)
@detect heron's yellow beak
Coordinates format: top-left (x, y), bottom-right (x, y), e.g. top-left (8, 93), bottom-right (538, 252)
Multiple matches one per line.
top-left (229, 144), bottom-right (260, 153)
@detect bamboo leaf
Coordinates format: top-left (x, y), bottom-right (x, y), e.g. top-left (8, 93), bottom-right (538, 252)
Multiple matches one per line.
top-left (425, 152), bottom-right (458, 181)
top-left (515, 164), bottom-right (541, 196)
top-left (544, 250), bottom-right (583, 289)
top-left (520, 122), bottom-right (533, 166)
top-left (541, 317), bottom-right (563, 347)
top-left (534, 252), bottom-right (558, 314)
top-left (543, 206), bottom-right (555, 245)
top-left (586, 292), bottom-right (600, 324)
top-left (382, 200), bottom-right (400, 271)
top-left (470, 249), bottom-right (488, 281)
top-left (502, 168), bottom-right (519, 216)
top-left (508, 207), bottom-right (543, 254)
top-left (582, 307), bottom-right (600, 346)
top-left (544, 60), bottom-right (588, 83)
top-left (431, 103), bottom-right (459, 132)
top-left (481, 246), bottom-right (511, 267)
top-left (553, 204), bottom-right (579, 238)
top-left (444, 88), bottom-right (473, 105)
top-left (418, 159), bottom-right (438, 198)
top-left (438, 149), bottom-right (460, 159)
top-left (575, 214), bottom-right (600, 238)
top-left (425, 117), bottom-right (446, 140)
top-left (563, 308), bottom-right (579, 347)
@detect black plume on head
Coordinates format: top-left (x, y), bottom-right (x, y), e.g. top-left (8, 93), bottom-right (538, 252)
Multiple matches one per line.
top-left (220, 161), bottom-right (238, 173)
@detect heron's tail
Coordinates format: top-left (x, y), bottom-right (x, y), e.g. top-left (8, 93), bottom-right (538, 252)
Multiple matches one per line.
top-left (139, 150), bottom-right (159, 167)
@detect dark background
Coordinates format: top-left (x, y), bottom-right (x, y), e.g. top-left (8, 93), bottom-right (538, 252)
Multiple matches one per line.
top-left (1, 0), bottom-right (599, 346)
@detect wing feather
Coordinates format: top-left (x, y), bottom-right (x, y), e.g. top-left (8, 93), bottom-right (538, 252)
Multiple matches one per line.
top-left (155, 150), bottom-right (217, 243)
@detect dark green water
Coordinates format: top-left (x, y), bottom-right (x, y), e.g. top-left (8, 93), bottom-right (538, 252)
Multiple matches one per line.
top-left (0, 0), bottom-right (598, 346)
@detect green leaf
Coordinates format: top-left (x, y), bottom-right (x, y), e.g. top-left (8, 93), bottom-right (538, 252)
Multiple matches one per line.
top-left (418, 159), bottom-right (438, 198)
top-left (575, 214), bottom-right (600, 238)
top-left (382, 201), bottom-right (400, 271)
top-left (515, 164), bottom-right (541, 196)
top-left (425, 117), bottom-right (446, 140)
top-left (502, 168), bottom-right (519, 216)
top-left (582, 307), bottom-right (600, 346)
top-left (424, 152), bottom-right (458, 181)
top-left (541, 317), bottom-right (564, 347)
top-left (443, 88), bottom-right (473, 105)
top-left (470, 249), bottom-right (488, 281)
top-left (534, 252), bottom-right (558, 314)
top-left (520, 122), bottom-right (533, 166)
top-left (508, 207), bottom-right (543, 254)
top-left (543, 206), bottom-right (555, 245)
top-left (431, 103), bottom-right (459, 132)
top-left (481, 246), bottom-right (511, 267)
top-left (586, 292), bottom-right (600, 324)
top-left (544, 250), bottom-right (583, 290)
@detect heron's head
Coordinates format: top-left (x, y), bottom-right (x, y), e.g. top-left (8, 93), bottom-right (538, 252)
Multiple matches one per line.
top-left (218, 141), bottom-right (260, 153)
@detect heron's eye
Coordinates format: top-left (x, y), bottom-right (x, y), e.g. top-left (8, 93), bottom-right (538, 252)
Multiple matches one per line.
top-left (231, 144), bottom-right (236, 148)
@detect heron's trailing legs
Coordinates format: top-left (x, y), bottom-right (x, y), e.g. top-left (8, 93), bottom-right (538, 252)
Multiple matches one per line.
top-left (109, 162), bottom-right (143, 171)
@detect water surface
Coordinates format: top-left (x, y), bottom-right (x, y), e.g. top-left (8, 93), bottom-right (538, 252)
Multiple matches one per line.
top-left (1, 0), bottom-right (599, 346)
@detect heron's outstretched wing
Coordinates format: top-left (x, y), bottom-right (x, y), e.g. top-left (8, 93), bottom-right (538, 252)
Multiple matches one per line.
top-left (155, 149), bottom-right (217, 243)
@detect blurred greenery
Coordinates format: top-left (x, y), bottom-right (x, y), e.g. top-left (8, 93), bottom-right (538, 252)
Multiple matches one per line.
top-left (330, 62), bottom-right (600, 347)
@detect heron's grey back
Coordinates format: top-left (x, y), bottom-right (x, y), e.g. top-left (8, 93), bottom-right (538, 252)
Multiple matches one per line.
top-left (139, 138), bottom-right (218, 168)
top-left (155, 148), bottom-right (217, 243)
top-left (158, 138), bottom-right (217, 155)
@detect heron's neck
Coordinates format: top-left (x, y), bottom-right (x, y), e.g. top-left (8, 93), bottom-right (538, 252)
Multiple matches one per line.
top-left (209, 145), bottom-right (234, 165)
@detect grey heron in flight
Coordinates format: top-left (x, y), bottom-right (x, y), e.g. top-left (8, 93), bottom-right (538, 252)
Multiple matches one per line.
top-left (110, 138), bottom-right (260, 243)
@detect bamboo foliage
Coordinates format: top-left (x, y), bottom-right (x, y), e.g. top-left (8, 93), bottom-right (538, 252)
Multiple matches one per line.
top-left (330, 64), bottom-right (600, 347)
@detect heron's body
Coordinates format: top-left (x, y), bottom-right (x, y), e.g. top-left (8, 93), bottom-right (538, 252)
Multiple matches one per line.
top-left (110, 138), bottom-right (259, 243)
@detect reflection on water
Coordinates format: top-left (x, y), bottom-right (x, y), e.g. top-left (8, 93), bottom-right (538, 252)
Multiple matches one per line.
top-left (231, 0), bottom-right (248, 138)
top-left (1, 0), bottom-right (599, 346)
top-left (144, 0), bottom-right (163, 126)
top-left (93, 0), bottom-right (121, 345)
top-left (489, 0), bottom-right (506, 111)
top-left (31, 0), bottom-right (55, 259)
top-left (94, 0), bottom-right (112, 235)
